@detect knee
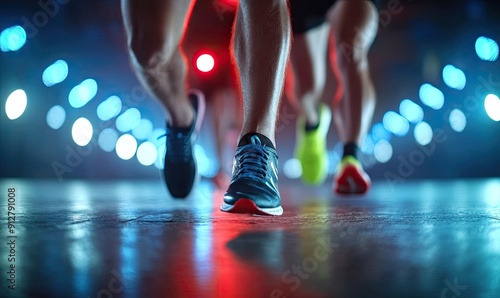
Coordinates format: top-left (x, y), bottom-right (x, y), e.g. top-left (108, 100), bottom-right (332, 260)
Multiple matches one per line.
top-left (334, 33), bottom-right (368, 70)
top-left (128, 36), bottom-right (174, 71)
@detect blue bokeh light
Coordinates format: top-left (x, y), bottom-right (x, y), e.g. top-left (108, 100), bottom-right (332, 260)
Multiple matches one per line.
top-left (383, 111), bottom-right (410, 137)
top-left (399, 99), bottom-right (424, 124)
top-left (68, 79), bottom-right (98, 108)
top-left (132, 119), bottom-right (153, 140)
top-left (361, 134), bottom-right (375, 155)
top-left (449, 108), bottom-right (467, 132)
top-left (46, 105), bottom-right (66, 130)
top-left (475, 36), bottom-right (499, 61)
top-left (98, 128), bottom-right (119, 152)
top-left (42, 60), bottom-right (69, 87)
top-left (371, 122), bottom-right (392, 142)
top-left (97, 95), bottom-right (122, 121)
top-left (0, 25), bottom-right (27, 52)
top-left (442, 65), bottom-right (466, 90)
top-left (116, 108), bottom-right (141, 132)
top-left (373, 140), bottom-right (393, 163)
top-left (419, 83), bottom-right (445, 110)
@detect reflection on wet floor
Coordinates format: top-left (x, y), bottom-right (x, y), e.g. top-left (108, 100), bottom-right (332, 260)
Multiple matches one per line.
top-left (0, 178), bottom-right (499, 298)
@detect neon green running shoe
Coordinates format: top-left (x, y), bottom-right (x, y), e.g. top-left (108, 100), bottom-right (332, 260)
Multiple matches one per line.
top-left (294, 103), bottom-right (332, 185)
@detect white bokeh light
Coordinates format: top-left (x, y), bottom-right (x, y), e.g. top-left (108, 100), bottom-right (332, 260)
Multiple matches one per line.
top-left (72, 118), bottom-right (93, 146)
top-left (414, 121), bottom-right (433, 146)
top-left (116, 134), bottom-right (138, 160)
top-left (5, 89), bottom-right (28, 120)
top-left (137, 142), bottom-right (158, 166)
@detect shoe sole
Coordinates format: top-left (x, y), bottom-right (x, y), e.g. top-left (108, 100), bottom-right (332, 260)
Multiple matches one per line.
top-left (335, 165), bottom-right (371, 194)
top-left (220, 199), bottom-right (283, 216)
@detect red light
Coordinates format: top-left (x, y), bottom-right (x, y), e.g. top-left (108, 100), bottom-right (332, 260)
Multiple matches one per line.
top-left (196, 54), bottom-right (215, 73)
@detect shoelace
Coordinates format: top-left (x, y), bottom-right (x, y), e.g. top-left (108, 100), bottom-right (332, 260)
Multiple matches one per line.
top-left (234, 144), bottom-right (270, 180)
top-left (165, 131), bottom-right (192, 162)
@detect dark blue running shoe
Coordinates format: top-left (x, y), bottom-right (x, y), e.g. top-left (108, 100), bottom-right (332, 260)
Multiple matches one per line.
top-left (221, 135), bottom-right (283, 216)
top-left (163, 90), bottom-right (205, 199)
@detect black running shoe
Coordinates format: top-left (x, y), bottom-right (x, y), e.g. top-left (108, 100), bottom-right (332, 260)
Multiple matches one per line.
top-left (221, 135), bottom-right (283, 216)
top-left (163, 90), bottom-right (205, 199)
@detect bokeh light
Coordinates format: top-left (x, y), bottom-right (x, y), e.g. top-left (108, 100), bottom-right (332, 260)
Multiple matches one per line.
top-left (399, 99), bottom-right (424, 124)
top-left (484, 94), bottom-right (500, 121)
top-left (0, 25), bottom-right (27, 52)
top-left (371, 122), bottom-right (392, 142)
top-left (373, 140), bottom-right (393, 163)
top-left (283, 158), bottom-right (302, 179)
top-left (5, 89), bottom-right (27, 120)
top-left (132, 119), bottom-right (154, 140)
top-left (42, 60), bottom-right (69, 87)
top-left (97, 95), bottom-right (122, 121)
top-left (414, 121), bottom-right (433, 146)
top-left (361, 134), bottom-right (375, 155)
top-left (98, 128), bottom-right (119, 152)
top-left (72, 117), bottom-right (93, 146)
top-left (419, 83), bottom-right (445, 110)
top-left (137, 142), bottom-right (158, 166)
top-left (194, 144), bottom-right (217, 177)
top-left (196, 54), bottom-right (215, 72)
top-left (46, 105), bottom-right (66, 130)
top-left (116, 108), bottom-right (141, 132)
top-left (442, 65), bottom-right (466, 90)
top-left (475, 36), bottom-right (499, 61)
top-left (449, 109), bottom-right (467, 132)
top-left (115, 134), bottom-right (138, 160)
top-left (154, 144), bottom-right (166, 170)
top-left (383, 111), bottom-right (410, 137)
top-left (68, 79), bottom-right (98, 108)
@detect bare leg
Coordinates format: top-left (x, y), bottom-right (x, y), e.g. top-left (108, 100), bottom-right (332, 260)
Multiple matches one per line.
top-left (233, 0), bottom-right (291, 146)
top-left (326, 0), bottom-right (378, 194)
top-left (289, 23), bottom-right (330, 126)
top-left (221, 0), bottom-right (291, 216)
top-left (213, 87), bottom-right (240, 188)
top-left (327, 0), bottom-right (378, 145)
top-left (121, 0), bottom-right (196, 128)
top-left (287, 23), bottom-right (332, 185)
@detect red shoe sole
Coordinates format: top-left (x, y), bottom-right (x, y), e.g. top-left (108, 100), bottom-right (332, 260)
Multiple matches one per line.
top-left (221, 199), bottom-right (283, 216)
top-left (335, 165), bottom-right (371, 195)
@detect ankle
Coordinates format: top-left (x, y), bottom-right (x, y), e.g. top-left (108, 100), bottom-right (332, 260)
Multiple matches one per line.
top-left (169, 103), bottom-right (194, 128)
top-left (342, 142), bottom-right (360, 159)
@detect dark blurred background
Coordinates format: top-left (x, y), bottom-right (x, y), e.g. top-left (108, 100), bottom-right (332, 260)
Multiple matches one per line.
top-left (1, 0), bottom-right (500, 182)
